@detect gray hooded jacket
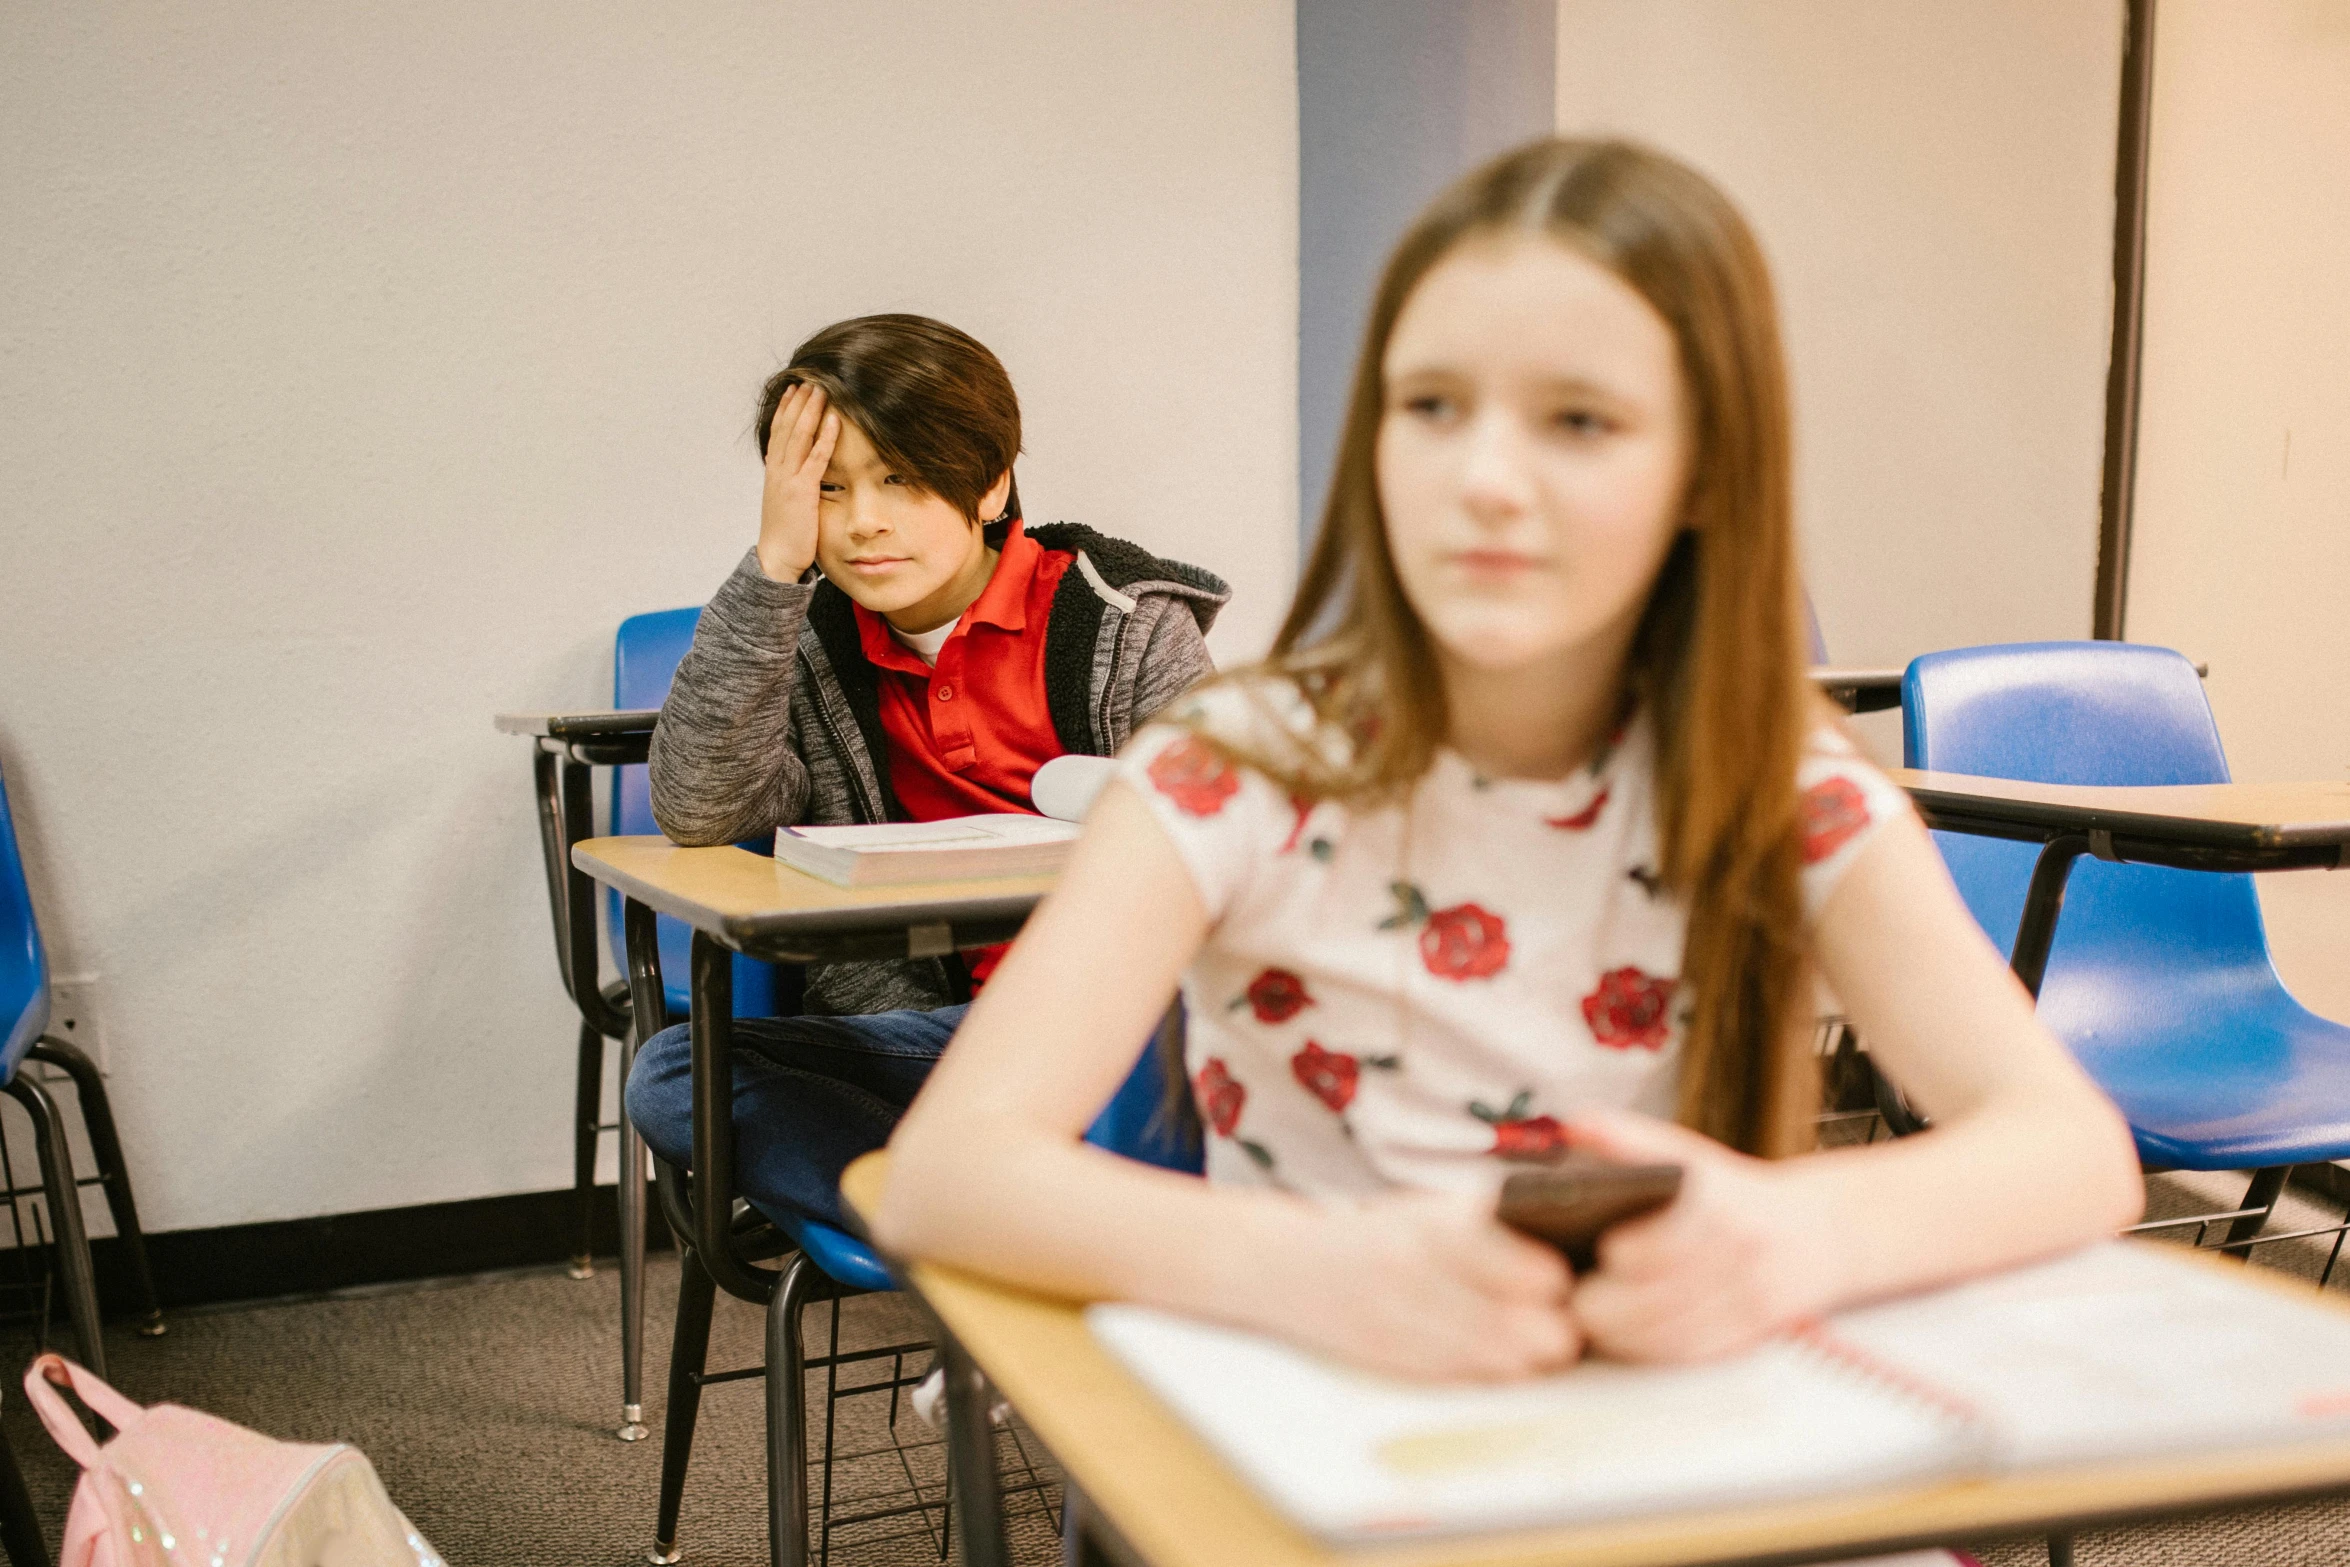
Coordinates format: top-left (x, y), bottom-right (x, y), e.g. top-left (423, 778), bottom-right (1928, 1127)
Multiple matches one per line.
top-left (648, 523), bottom-right (1229, 1016)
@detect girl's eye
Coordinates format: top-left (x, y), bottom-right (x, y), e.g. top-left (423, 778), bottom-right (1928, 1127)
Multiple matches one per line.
top-left (1403, 394), bottom-right (1458, 423)
top-left (883, 474), bottom-right (906, 486)
top-left (818, 481), bottom-right (843, 495)
top-left (1554, 408), bottom-right (1613, 436)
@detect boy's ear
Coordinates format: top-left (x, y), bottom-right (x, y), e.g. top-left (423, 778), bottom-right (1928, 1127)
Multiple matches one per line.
top-left (978, 469), bottom-right (1014, 525)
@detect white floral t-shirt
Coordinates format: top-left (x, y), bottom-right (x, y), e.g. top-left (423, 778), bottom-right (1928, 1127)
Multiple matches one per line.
top-left (1116, 681), bottom-right (1911, 1199)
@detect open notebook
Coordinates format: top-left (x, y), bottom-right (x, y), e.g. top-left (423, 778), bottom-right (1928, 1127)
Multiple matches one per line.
top-left (1088, 1243), bottom-right (2350, 1542)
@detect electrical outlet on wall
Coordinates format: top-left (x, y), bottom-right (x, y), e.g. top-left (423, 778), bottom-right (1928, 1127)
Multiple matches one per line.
top-left (44, 974), bottom-right (106, 1074)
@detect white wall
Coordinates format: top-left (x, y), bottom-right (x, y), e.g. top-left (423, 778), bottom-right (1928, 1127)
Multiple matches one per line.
top-left (1555, 0), bottom-right (2123, 760)
top-left (0, 3), bottom-right (1298, 1232)
top-left (2125, 0), bottom-right (2350, 1023)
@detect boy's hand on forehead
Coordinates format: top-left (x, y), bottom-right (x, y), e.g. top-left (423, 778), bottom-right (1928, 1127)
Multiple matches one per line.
top-left (1562, 1110), bottom-right (1842, 1363)
top-left (757, 380), bottom-right (841, 582)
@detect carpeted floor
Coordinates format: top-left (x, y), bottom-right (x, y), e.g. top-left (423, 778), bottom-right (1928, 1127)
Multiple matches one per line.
top-left (0, 1169), bottom-right (2346, 1566)
top-left (0, 1255), bottom-right (1063, 1566)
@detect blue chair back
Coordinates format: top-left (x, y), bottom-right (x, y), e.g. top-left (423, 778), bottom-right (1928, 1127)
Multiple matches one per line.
top-left (1084, 1020), bottom-right (1206, 1174)
top-left (1902, 642), bottom-right (2282, 1087)
top-left (777, 1016), bottom-right (1202, 1294)
top-left (609, 607), bottom-right (781, 1021)
top-left (0, 769), bottom-right (48, 1082)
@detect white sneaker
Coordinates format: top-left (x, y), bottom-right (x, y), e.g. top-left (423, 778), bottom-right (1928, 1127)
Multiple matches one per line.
top-left (910, 1367), bottom-right (1010, 1431)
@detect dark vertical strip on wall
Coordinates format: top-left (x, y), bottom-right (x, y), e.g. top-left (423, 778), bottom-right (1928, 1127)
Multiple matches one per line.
top-left (1296, 0), bottom-right (1556, 550)
top-left (2094, 0), bottom-right (2158, 641)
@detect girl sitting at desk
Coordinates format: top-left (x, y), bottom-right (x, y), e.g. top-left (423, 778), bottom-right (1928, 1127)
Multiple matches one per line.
top-left (879, 139), bottom-right (2142, 1383)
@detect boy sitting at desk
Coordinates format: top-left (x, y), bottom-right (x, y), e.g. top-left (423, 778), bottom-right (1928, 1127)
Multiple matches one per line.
top-left (628, 314), bottom-right (1228, 1230)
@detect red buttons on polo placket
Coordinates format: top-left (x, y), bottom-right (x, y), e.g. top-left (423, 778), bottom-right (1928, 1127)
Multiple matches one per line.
top-left (936, 686), bottom-right (955, 702)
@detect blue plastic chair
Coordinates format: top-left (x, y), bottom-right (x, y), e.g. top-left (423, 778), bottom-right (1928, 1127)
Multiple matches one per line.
top-left (1903, 641), bottom-right (2350, 1245)
top-left (608, 607), bottom-right (785, 1022)
top-left (643, 996), bottom-right (1201, 1566)
top-left (540, 608), bottom-right (792, 1280)
top-left (0, 765), bottom-right (164, 1377)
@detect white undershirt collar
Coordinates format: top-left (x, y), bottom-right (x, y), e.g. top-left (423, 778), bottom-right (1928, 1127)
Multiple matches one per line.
top-left (889, 617), bottom-right (959, 666)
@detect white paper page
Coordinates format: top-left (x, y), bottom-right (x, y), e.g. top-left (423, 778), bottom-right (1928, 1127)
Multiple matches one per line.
top-left (1089, 1305), bottom-right (1973, 1541)
top-left (1031, 754), bottom-right (1118, 822)
top-left (1829, 1243), bottom-right (2350, 1470)
top-left (784, 815), bottom-right (1079, 852)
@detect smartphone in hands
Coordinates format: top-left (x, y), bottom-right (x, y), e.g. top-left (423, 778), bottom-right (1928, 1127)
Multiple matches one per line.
top-left (1496, 1159), bottom-right (1682, 1273)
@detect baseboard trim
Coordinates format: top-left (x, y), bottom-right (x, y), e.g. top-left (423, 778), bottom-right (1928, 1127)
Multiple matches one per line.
top-left (75, 1183), bottom-right (675, 1316)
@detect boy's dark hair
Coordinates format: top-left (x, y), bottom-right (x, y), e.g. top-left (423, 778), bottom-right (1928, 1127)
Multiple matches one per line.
top-left (757, 314), bottom-right (1022, 524)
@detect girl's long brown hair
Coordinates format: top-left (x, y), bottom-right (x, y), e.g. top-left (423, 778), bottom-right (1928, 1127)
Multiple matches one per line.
top-left (1212, 138), bottom-right (1819, 1157)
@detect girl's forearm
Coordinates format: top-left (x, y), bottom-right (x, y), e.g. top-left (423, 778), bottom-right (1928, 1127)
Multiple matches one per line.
top-left (877, 1120), bottom-right (1310, 1322)
top-left (1796, 1082), bottom-right (2144, 1309)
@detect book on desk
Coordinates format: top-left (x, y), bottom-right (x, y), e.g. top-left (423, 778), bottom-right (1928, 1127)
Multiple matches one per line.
top-left (770, 754), bottom-right (1114, 887)
top-left (1090, 1243), bottom-right (2350, 1543)
top-left (774, 814), bottom-right (1080, 887)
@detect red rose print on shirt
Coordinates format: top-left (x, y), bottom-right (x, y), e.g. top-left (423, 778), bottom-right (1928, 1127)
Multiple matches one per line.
top-left (1195, 1060), bottom-right (1278, 1171)
top-left (1580, 966), bottom-right (1678, 1051)
top-left (1289, 1041), bottom-right (1400, 1114)
top-left (1291, 1041), bottom-right (1357, 1112)
top-left (1545, 786), bottom-right (1610, 831)
top-left (1472, 1091), bottom-right (1567, 1161)
top-left (1379, 882), bottom-right (1512, 981)
top-left (1147, 735), bottom-right (1241, 818)
top-left (1232, 967), bottom-right (1313, 1024)
top-left (1194, 1058), bottom-right (1246, 1137)
top-left (1801, 775), bottom-right (1872, 865)
top-left (1424, 904), bottom-right (1510, 980)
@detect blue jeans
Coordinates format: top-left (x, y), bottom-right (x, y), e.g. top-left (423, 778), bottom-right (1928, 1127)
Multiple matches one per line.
top-left (626, 1004), bottom-right (967, 1233)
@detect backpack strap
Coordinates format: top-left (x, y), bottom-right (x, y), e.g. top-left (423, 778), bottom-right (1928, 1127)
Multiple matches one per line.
top-left (22, 1354), bottom-right (140, 1467)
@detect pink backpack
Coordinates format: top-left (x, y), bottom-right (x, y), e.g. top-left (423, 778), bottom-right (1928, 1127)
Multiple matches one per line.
top-left (22, 1354), bottom-right (441, 1567)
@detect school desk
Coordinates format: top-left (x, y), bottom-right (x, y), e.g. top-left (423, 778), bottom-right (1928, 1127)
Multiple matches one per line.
top-left (501, 714), bottom-right (1022, 1445)
top-left (836, 1150), bottom-right (2350, 1567)
top-left (562, 835), bottom-right (1050, 1306)
top-left (564, 837), bottom-right (1056, 1551)
top-left (1812, 669), bottom-right (1903, 715)
top-left (1888, 771), bottom-right (2350, 998)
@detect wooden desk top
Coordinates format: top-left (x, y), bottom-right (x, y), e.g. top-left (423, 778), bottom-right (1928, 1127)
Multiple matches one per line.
top-left (571, 836), bottom-right (1052, 960)
top-left (1890, 770), bottom-right (2350, 854)
top-left (841, 1152), bottom-right (2350, 1567)
top-left (493, 709), bottom-right (661, 740)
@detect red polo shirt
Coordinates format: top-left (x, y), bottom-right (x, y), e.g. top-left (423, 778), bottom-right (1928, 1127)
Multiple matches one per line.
top-left (854, 523), bottom-right (1074, 981)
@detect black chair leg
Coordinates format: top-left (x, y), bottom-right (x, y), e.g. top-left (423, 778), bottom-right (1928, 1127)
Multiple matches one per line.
top-left (2048, 1534), bottom-right (2075, 1566)
top-left (649, 1245), bottom-right (719, 1565)
top-left (4, 1074), bottom-right (103, 1378)
top-left (941, 1333), bottom-right (1010, 1567)
top-left (1063, 1483), bottom-right (1113, 1567)
top-left (572, 1020), bottom-right (605, 1280)
top-left (27, 1038), bottom-right (164, 1337)
top-left (2222, 1166), bottom-right (2290, 1257)
top-left (0, 1420), bottom-right (47, 1567)
top-left (768, 1253), bottom-right (817, 1567)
